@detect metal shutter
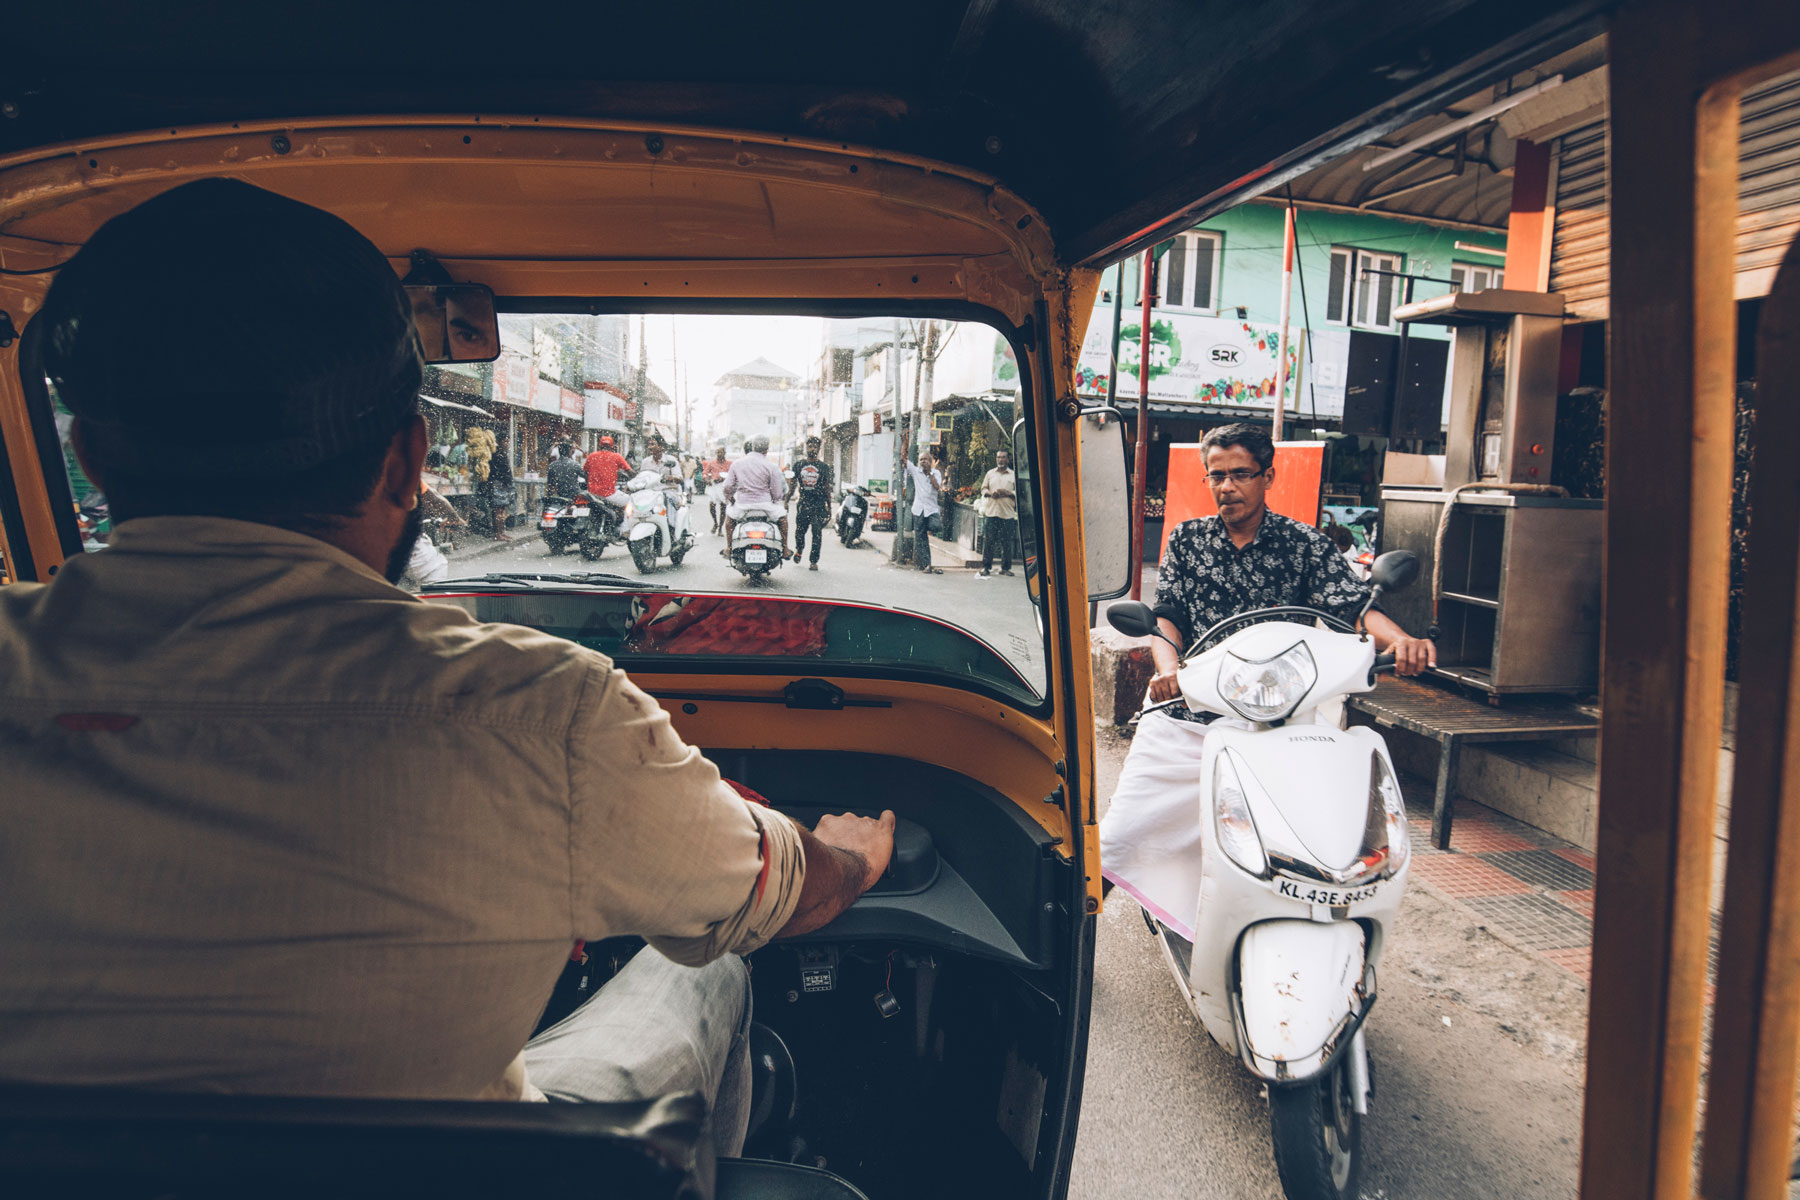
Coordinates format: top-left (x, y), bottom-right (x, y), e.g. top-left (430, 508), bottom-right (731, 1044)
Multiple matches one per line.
top-left (1548, 120), bottom-right (1609, 321)
top-left (1738, 68), bottom-right (1800, 295)
top-left (1547, 66), bottom-right (1800, 322)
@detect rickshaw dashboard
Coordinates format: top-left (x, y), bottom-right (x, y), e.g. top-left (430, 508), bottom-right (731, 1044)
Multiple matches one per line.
top-left (705, 753), bottom-right (1064, 971)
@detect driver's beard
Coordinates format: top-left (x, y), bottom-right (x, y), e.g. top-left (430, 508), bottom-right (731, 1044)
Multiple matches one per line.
top-left (384, 502), bottom-right (426, 584)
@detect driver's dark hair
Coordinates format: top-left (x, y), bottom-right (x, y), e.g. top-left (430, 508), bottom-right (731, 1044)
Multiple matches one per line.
top-left (40, 178), bottom-right (423, 537)
top-left (1199, 422), bottom-right (1274, 471)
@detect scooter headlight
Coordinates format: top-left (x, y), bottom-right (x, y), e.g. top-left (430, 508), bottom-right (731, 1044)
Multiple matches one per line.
top-left (1213, 750), bottom-right (1268, 878)
top-left (1217, 641), bottom-right (1318, 723)
top-left (1370, 753), bottom-right (1410, 875)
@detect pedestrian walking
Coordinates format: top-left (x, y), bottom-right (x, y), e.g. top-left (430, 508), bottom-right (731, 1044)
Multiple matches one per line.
top-left (703, 447), bottom-right (730, 534)
top-left (787, 436), bottom-right (834, 571)
top-left (484, 434), bottom-right (515, 540)
top-left (903, 445), bottom-right (945, 574)
top-left (977, 448), bottom-right (1018, 577)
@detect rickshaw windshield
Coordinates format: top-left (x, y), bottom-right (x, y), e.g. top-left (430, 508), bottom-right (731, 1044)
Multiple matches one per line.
top-left (38, 309), bottom-right (1047, 702)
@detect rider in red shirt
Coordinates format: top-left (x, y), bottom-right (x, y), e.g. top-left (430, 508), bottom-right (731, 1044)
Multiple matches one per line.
top-left (583, 435), bottom-right (633, 511)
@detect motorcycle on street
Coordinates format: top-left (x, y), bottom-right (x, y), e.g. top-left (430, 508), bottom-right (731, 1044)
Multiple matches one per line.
top-left (539, 492), bottom-right (625, 561)
top-left (1104, 550), bottom-right (1421, 1200)
top-left (622, 469), bottom-right (695, 573)
top-left (836, 484), bottom-right (870, 547)
top-left (727, 505), bottom-right (786, 584)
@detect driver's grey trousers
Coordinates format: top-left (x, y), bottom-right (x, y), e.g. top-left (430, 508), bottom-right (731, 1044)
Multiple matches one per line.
top-left (524, 949), bottom-right (752, 1158)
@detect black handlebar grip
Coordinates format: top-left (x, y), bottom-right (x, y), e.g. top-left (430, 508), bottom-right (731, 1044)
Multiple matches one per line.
top-left (1373, 652), bottom-right (1398, 672)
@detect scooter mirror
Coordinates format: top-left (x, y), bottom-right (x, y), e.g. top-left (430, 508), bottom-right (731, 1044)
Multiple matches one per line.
top-left (1369, 550), bottom-right (1420, 592)
top-left (1106, 601), bottom-right (1158, 638)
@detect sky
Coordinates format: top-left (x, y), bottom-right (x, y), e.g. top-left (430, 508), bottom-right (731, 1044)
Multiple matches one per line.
top-left (640, 314), bottom-right (827, 419)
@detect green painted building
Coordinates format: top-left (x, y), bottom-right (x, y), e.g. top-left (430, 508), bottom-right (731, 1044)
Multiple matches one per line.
top-left (1082, 199), bottom-right (1507, 421)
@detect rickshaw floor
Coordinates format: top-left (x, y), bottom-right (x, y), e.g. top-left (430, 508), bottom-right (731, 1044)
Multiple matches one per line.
top-left (745, 943), bottom-right (1049, 1199)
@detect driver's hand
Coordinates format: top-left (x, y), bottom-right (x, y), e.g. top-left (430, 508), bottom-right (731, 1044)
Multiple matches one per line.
top-left (1147, 669), bottom-right (1182, 702)
top-left (1390, 635), bottom-right (1437, 676)
top-left (813, 810), bottom-right (896, 891)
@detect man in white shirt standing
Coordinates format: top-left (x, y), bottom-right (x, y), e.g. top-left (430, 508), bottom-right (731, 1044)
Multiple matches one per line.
top-left (902, 445), bottom-right (946, 575)
top-left (976, 449), bottom-right (1018, 578)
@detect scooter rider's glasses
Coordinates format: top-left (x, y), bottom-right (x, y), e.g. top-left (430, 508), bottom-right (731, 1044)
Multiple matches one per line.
top-left (1204, 468), bottom-right (1266, 486)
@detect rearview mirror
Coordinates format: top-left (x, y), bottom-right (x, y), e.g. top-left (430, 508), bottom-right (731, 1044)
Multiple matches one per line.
top-left (1106, 600), bottom-right (1158, 638)
top-left (1079, 408), bottom-right (1132, 601)
top-left (406, 284), bottom-right (501, 364)
top-left (1369, 550), bottom-right (1420, 592)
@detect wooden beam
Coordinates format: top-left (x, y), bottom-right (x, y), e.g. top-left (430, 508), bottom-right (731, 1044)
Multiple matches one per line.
top-left (1579, 2), bottom-right (1736, 1195)
top-left (1698, 225), bottom-right (1800, 1199)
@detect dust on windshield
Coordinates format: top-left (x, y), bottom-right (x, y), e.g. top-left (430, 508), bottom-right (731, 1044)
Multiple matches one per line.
top-left (417, 313), bottom-right (1045, 699)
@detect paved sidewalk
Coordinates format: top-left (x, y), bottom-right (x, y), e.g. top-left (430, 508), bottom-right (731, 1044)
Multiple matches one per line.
top-left (1399, 782), bottom-right (1599, 986)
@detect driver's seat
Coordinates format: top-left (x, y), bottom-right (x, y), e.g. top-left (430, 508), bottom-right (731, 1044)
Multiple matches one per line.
top-left (0, 1084), bottom-right (870, 1199)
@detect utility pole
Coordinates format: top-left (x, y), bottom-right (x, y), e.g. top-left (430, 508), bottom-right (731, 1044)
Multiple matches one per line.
top-left (1273, 201), bottom-right (1297, 442)
top-left (888, 319), bottom-right (910, 564)
top-left (1131, 249), bottom-right (1156, 601)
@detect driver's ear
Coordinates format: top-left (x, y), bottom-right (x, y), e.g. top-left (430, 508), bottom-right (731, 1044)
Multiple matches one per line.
top-left (383, 416), bottom-right (428, 508)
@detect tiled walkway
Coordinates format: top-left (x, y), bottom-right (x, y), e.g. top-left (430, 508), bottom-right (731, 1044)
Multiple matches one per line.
top-left (1400, 784), bottom-right (1598, 986)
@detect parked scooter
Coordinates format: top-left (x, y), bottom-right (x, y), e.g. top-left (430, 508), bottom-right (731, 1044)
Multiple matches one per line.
top-left (622, 469), bottom-right (695, 573)
top-left (1104, 551), bottom-right (1421, 1200)
top-left (727, 505), bottom-right (786, 584)
top-left (836, 484), bottom-right (870, 547)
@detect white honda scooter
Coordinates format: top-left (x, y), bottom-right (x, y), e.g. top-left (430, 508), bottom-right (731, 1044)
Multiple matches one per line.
top-left (727, 504), bottom-right (785, 584)
top-left (622, 468), bottom-right (695, 573)
top-left (1105, 551), bottom-right (1420, 1200)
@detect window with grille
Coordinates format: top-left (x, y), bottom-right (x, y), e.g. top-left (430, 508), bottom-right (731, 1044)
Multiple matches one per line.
top-left (1156, 231), bottom-right (1223, 311)
top-left (1450, 263), bottom-right (1504, 293)
top-left (1326, 247), bottom-right (1404, 330)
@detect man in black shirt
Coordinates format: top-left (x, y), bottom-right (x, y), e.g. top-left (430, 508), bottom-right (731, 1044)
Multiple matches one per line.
top-left (786, 436), bottom-right (835, 571)
top-left (1098, 423), bottom-right (1434, 937)
top-left (546, 442), bottom-right (584, 501)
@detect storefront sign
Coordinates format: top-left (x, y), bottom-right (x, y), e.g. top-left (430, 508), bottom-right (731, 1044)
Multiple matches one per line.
top-left (494, 351), bottom-right (534, 410)
top-left (559, 387), bottom-right (584, 420)
top-left (1074, 310), bottom-right (1327, 415)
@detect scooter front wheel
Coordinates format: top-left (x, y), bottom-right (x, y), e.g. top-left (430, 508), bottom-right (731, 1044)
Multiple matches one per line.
top-left (1268, 1051), bottom-right (1360, 1200)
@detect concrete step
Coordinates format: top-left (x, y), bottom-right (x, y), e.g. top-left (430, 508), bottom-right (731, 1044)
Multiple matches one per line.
top-left (1456, 743), bottom-right (1599, 852)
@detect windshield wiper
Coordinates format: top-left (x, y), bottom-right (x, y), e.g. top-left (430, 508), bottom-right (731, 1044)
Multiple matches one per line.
top-left (422, 572), bottom-right (668, 592)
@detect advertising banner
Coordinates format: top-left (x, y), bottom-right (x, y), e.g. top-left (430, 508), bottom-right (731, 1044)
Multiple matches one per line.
top-left (493, 352), bottom-right (534, 410)
top-left (1074, 310), bottom-right (1336, 416)
top-left (559, 386), bottom-right (584, 420)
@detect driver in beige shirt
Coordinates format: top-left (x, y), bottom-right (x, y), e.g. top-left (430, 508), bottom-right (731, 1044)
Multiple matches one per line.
top-left (0, 178), bottom-right (893, 1156)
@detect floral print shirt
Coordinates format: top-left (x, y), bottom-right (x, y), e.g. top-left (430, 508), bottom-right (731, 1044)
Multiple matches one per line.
top-left (1152, 511), bottom-right (1372, 722)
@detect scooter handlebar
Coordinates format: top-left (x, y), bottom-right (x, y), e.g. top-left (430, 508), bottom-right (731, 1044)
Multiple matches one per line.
top-left (1373, 651), bottom-right (1398, 672)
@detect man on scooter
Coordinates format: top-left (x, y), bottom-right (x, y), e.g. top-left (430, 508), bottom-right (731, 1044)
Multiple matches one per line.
top-left (1098, 423), bottom-right (1435, 922)
top-left (721, 435), bottom-right (788, 558)
top-left (583, 434), bottom-right (632, 515)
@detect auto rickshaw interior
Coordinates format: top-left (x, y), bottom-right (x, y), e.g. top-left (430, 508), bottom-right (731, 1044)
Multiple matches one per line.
top-left (19, 2), bottom-right (1789, 1198)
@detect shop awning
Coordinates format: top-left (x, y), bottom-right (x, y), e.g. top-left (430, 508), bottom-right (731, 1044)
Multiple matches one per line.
top-left (420, 394), bottom-right (491, 417)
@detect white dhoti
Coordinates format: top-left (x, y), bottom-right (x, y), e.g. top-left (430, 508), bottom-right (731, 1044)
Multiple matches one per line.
top-left (1098, 709), bottom-right (1217, 942)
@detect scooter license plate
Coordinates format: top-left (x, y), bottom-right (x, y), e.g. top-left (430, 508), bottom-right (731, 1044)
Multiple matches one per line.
top-left (539, 519), bottom-right (557, 529)
top-left (744, 548), bottom-right (768, 564)
top-left (1273, 876), bottom-right (1379, 907)
top-left (572, 507), bottom-right (589, 517)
